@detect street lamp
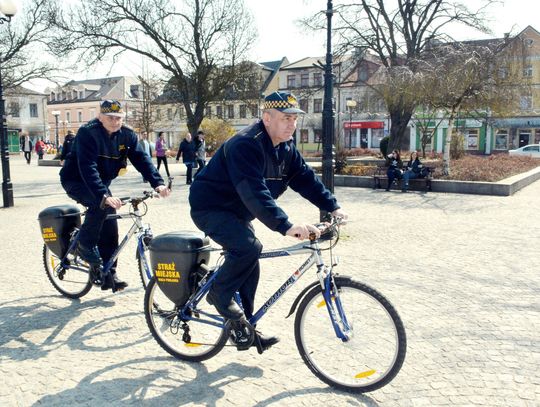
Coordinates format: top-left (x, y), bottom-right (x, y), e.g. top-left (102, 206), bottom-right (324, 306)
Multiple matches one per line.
top-left (51, 111), bottom-right (60, 151)
top-left (321, 0), bottom-right (335, 221)
top-left (0, 0), bottom-right (18, 208)
top-left (346, 100), bottom-right (357, 149)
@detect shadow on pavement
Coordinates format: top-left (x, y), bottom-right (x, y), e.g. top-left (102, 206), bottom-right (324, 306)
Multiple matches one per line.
top-left (33, 357), bottom-right (263, 406)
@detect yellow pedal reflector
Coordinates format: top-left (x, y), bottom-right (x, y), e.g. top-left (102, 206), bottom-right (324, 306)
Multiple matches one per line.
top-left (316, 296), bottom-right (336, 308)
top-left (51, 257), bottom-right (56, 267)
top-left (184, 343), bottom-right (203, 347)
top-left (355, 369), bottom-right (376, 379)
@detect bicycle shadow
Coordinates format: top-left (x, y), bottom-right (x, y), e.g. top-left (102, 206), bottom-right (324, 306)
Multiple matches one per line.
top-left (252, 387), bottom-right (379, 406)
top-left (0, 294), bottom-right (115, 361)
top-left (32, 357), bottom-right (264, 406)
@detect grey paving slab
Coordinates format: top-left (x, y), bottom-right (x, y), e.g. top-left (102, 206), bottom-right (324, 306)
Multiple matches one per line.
top-left (0, 154), bottom-right (539, 406)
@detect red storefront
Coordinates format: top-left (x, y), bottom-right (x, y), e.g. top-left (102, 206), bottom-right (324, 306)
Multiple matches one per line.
top-left (343, 121), bottom-right (385, 148)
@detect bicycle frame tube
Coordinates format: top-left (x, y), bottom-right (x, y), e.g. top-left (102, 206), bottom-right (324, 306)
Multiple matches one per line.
top-left (250, 247), bottom-right (323, 325)
top-left (102, 213), bottom-right (145, 273)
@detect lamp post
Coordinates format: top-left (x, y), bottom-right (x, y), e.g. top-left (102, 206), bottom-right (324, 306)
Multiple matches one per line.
top-left (51, 111), bottom-right (60, 151)
top-left (321, 0), bottom-right (335, 220)
top-left (346, 100), bottom-right (356, 149)
top-left (0, 0), bottom-right (18, 208)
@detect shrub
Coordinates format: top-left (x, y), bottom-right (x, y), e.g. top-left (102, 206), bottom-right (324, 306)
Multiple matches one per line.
top-left (379, 136), bottom-right (390, 158)
top-left (450, 133), bottom-right (465, 160)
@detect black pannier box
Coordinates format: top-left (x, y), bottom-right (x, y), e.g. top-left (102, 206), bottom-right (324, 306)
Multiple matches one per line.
top-left (150, 231), bottom-right (211, 306)
top-left (38, 205), bottom-right (81, 257)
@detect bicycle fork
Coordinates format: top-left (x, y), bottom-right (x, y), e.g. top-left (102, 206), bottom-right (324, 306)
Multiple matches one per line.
top-left (319, 272), bottom-right (353, 342)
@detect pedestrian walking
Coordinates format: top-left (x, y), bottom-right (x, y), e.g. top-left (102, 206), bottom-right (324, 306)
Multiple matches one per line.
top-left (155, 131), bottom-right (171, 178)
top-left (193, 130), bottom-right (206, 178)
top-left (21, 133), bottom-right (33, 164)
top-left (176, 132), bottom-right (196, 184)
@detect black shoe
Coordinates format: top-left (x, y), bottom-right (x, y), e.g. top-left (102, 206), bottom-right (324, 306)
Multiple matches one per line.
top-left (253, 330), bottom-right (279, 351)
top-left (401, 189), bottom-right (407, 192)
top-left (101, 272), bottom-right (128, 292)
top-left (77, 244), bottom-right (102, 266)
top-left (385, 187), bottom-right (390, 191)
top-left (207, 290), bottom-right (244, 320)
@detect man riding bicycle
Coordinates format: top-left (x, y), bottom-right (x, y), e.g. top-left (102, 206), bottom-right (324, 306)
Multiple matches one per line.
top-left (189, 91), bottom-right (347, 349)
top-left (60, 100), bottom-right (170, 291)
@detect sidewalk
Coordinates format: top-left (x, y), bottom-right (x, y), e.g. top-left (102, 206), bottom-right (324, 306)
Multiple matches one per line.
top-left (1, 155), bottom-right (539, 406)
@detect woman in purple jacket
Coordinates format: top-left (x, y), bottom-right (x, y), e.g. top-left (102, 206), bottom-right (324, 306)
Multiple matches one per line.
top-left (155, 131), bottom-right (171, 177)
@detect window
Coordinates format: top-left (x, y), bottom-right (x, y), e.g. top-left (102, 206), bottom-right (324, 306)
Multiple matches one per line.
top-left (9, 102), bottom-right (20, 117)
top-left (520, 96), bottom-right (533, 110)
top-left (525, 38), bottom-right (534, 47)
top-left (299, 99), bottom-right (308, 113)
top-left (77, 111), bottom-right (83, 123)
top-left (287, 75), bottom-right (296, 88)
top-left (314, 129), bottom-right (322, 143)
top-left (249, 104), bottom-right (258, 118)
top-left (466, 129), bottom-right (479, 150)
top-left (300, 73), bottom-right (309, 87)
top-left (495, 129), bottom-right (508, 150)
top-left (227, 105), bottom-right (234, 119)
top-left (358, 69), bottom-right (368, 82)
top-left (240, 105), bottom-right (247, 118)
top-left (206, 106), bottom-right (212, 118)
top-left (66, 111), bottom-right (71, 123)
top-left (313, 98), bottom-right (322, 113)
top-left (300, 129), bottom-right (309, 143)
top-left (29, 103), bottom-right (38, 118)
top-left (79, 91), bottom-right (84, 99)
top-left (523, 65), bottom-right (532, 77)
top-left (156, 109), bottom-right (161, 120)
top-left (167, 108), bottom-right (172, 120)
top-left (313, 72), bottom-right (323, 86)
top-left (216, 105), bottom-right (223, 118)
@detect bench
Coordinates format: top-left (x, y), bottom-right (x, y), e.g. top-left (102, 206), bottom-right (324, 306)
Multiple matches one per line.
top-left (372, 165), bottom-right (434, 192)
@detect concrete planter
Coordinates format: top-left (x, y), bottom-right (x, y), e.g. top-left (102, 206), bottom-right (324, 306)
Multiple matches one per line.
top-left (37, 159), bottom-right (62, 167)
top-left (333, 166), bottom-right (540, 196)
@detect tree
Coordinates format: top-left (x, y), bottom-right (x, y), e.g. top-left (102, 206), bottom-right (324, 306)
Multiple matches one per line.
top-left (422, 40), bottom-right (527, 174)
top-left (199, 117), bottom-right (235, 154)
top-left (0, 0), bottom-right (57, 89)
top-left (132, 75), bottom-right (162, 135)
top-left (303, 0), bottom-right (495, 152)
top-left (48, 0), bottom-right (257, 135)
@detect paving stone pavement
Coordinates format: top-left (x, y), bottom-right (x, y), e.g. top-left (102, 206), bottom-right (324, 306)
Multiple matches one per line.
top-left (0, 155), bottom-right (539, 407)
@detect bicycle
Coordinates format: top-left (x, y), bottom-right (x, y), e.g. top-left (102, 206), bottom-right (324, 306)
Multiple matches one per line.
top-left (144, 217), bottom-right (406, 393)
top-left (39, 180), bottom-right (172, 299)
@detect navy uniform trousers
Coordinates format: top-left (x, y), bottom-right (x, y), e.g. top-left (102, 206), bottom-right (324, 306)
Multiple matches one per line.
top-left (62, 181), bottom-right (119, 268)
top-left (191, 210), bottom-right (263, 319)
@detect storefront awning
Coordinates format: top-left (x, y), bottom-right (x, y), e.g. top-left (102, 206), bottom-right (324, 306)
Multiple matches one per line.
top-left (343, 121), bottom-right (384, 129)
top-left (492, 117), bottom-right (540, 127)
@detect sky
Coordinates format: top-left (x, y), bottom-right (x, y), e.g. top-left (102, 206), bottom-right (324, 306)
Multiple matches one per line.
top-left (24, 0), bottom-right (540, 92)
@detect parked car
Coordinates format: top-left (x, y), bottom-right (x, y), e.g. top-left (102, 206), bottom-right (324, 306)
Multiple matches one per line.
top-left (509, 144), bottom-right (540, 158)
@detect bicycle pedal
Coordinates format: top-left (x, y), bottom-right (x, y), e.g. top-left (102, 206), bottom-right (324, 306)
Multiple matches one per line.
top-left (226, 318), bottom-right (254, 351)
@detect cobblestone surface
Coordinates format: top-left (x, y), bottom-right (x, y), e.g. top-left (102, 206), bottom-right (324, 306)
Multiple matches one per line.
top-left (1, 155), bottom-right (539, 406)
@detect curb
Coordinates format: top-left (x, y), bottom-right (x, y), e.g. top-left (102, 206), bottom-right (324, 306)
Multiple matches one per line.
top-left (334, 166), bottom-right (540, 196)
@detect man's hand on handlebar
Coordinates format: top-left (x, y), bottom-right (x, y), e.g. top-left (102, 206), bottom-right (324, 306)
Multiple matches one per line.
top-left (104, 196), bottom-right (123, 209)
top-left (331, 208), bottom-right (348, 222)
top-left (155, 184), bottom-right (171, 198)
top-left (286, 223), bottom-right (321, 241)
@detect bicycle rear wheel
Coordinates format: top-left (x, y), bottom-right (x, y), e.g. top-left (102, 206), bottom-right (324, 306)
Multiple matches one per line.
top-left (295, 277), bottom-right (406, 393)
top-left (43, 244), bottom-right (93, 299)
top-left (144, 277), bottom-right (228, 362)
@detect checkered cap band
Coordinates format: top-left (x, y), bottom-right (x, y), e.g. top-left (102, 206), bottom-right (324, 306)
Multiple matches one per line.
top-left (264, 100), bottom-right (297, 109)
top-left (100, 100), bottom-right (123, 114)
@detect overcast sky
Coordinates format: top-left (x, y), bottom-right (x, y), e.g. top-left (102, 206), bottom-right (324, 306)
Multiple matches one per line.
top-left (26, 0), bottom-right (540, 91)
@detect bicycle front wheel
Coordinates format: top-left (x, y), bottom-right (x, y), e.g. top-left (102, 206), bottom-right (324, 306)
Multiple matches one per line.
top-left (144, 277), bottom-right (228, 362)
top-left (295, 277), bottom-right (406, 393)
top-left (43, 244), bottom-right (92, 299)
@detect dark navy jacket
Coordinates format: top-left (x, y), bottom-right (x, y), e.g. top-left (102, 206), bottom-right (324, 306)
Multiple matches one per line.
top-left (189, 120), bottom-right (339, 235)
top-left (176, 139), bottom-right (196, 163)
top-left (60, 118), bottom-right (164, 205)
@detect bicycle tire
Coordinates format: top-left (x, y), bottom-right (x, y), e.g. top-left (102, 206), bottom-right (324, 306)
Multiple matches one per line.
top-left (137, 238), bottom-right (152, 288)
top-left (294, 277), bottom-right (406, 393)
top-left (43, 244), bottom-right (93, 299)
top-left (144, 277), bottom-right (228, 362)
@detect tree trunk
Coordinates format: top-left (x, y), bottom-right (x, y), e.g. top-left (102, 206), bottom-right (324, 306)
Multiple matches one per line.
top-left (388, 108), bottom-right (413, 153)
top-left (442, 108), bottom-right (459, 176)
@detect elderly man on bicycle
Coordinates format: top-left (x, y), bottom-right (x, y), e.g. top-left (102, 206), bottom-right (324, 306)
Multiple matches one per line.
top-left (189, 91), bottom-right (347, 349)
top-left (60, 100), bottom-right (170, 291)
